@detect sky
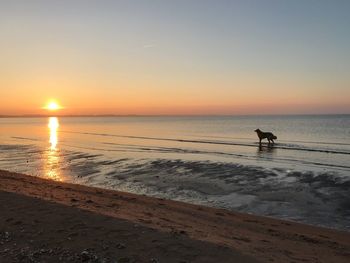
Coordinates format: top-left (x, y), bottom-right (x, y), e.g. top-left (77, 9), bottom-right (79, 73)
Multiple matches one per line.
top-left (0, 0), bottom-right (349, 115)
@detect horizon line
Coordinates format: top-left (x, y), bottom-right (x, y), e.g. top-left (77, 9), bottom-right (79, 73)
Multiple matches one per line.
top-left (0, 113), bottom-right (349, 118)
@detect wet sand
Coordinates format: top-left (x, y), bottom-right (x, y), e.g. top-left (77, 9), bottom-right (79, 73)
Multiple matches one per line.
top-left (0, 170), bottom-right (349, 263)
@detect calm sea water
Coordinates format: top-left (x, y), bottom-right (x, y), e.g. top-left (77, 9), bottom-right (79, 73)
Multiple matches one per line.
top-left (0, 115), bottom-right (349, 230)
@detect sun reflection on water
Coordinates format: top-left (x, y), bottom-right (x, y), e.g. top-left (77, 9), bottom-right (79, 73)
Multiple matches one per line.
top-left (49, 117), bottom-right (59, 150)
top-left (45, 117), bottom-right (62, 181)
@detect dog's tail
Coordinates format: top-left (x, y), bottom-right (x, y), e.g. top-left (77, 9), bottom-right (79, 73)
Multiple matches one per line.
top-left (272, 135), bottom-right (277, 140)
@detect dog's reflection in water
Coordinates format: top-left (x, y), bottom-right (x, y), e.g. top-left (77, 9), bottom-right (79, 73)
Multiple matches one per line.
top-left (256, 143), bottom-right (276, 157)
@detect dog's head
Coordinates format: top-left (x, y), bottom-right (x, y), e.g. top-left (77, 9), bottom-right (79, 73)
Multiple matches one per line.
top-left (254, 129), bottom-right (260, 133)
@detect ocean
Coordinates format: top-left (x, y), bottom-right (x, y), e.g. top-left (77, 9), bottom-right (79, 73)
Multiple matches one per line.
top-left (0, 115), bottom-right (349, 231)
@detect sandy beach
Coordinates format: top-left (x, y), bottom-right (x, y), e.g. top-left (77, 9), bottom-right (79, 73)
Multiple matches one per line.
top-left (1, 170), bottom-right (349, 263)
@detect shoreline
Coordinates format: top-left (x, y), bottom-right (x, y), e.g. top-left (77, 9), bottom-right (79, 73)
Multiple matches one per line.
top-left (1, 169), bottom-right (349, 262)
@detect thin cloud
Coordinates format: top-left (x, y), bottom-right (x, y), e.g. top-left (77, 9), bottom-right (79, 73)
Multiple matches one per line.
top-left (143, 43), bottom-right (156, 49)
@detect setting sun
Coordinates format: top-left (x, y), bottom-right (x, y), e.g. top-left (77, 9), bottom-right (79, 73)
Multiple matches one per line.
top-left (45, 101), bottom-right (61, 111)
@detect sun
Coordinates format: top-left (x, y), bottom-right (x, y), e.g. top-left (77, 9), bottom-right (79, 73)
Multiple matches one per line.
top-left (47, 102), bottom-right (59, 111)
top-left (44, 101), bottom-right (62, 111)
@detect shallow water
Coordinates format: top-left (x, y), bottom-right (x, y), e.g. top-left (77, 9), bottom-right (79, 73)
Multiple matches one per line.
top-left (0, 115), bottom-right (349, 230)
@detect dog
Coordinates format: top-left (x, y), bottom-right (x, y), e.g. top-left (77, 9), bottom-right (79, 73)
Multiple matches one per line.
top-left (254, 129), bottom-right (277, 144)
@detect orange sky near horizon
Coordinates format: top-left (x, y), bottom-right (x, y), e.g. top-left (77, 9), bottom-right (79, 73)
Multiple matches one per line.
top-left (1, 69), bottom-right (349, 115)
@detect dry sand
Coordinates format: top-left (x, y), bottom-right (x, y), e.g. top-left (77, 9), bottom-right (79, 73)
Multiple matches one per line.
top-left (0, 170), bottom-right (349, 263)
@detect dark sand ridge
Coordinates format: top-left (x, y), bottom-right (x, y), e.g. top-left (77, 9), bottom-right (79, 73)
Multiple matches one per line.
top-left (1, 170), bottom-right (349, 262)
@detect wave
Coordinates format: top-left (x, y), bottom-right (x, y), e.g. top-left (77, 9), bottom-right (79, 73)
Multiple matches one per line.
top-left (11, 136), bottom-right (39, 141)
top-left (60, 130), bottom-right (350, 155)
top-left (36, 138), bottom-right (347, 171)
top-left (100, 142), bottom-right (350, 170)
top-left (192, 134), bottom-right (350, 146)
